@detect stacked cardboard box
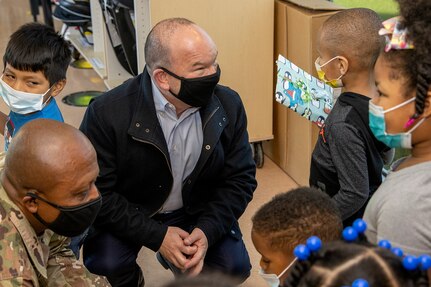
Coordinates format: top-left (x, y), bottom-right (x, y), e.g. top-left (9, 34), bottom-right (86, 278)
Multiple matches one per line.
top-left (264, 0), bottom-right (344, 185)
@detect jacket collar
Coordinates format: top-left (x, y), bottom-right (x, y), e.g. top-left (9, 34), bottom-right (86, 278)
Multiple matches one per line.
top-left (128, 67), bottom-right (170, 156)
top-left (127, 67), bottom-right (229, 158)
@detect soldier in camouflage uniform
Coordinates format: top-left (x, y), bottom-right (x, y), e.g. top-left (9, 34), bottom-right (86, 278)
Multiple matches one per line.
top-left (0, 119), bottom-right (111, 286)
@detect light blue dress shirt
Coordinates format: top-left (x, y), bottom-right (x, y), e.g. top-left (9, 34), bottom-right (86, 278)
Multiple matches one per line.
top-left (151, 79), bottom-right (203, 212)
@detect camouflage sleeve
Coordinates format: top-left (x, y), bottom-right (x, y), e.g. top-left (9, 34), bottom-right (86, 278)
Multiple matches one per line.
top-left (43, 233), bottom-right (111, 287)
top-left (0, 278), bottom-right (34, 286)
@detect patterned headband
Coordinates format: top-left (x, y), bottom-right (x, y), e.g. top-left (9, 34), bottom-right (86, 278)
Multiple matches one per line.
top-left (379, 16), bottom-right (414, 52)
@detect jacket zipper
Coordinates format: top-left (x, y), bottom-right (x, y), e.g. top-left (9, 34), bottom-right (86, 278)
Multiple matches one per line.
top-left (131, 136), bottom-right (173, 216)
top-left (132, 105), bottom-right (220, 215)
top-left (182, 106), bottom-right (220, 189)
top-left (202, 106), bottom-right (219, 130)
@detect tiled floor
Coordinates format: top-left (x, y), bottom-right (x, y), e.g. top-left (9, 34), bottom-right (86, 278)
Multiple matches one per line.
top-left (1, 1), bottom-right (298, 286)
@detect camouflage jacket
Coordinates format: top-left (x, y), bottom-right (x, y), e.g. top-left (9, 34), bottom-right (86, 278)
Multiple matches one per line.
top-left (0, 184), bottom-right (111, 286)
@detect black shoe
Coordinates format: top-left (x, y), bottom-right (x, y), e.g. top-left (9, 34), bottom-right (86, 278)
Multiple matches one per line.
top-left (155, 251), bottom-right (183, 276)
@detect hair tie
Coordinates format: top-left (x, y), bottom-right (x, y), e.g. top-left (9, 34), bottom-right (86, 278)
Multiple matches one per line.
top-left (404, 117), bottom-right (416, 128)
top-left (379, 16), bottom-right (414, 52)
top-left (404, 112), bottom-right (419, 128)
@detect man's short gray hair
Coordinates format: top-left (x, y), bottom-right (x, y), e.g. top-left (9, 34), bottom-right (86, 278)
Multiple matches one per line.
top-left (144, 18), bottom-right (195, 73)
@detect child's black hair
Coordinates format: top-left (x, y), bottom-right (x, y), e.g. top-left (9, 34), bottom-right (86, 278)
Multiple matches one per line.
top-left (321, 8), bottom-right (384, 71)
top-left (252, 187), bottom-right (343, 251)
top-left (3, 23), bottom-right (71, 86)
top-left (380, 0), bottom-right (431, 119)
top-left (284, 240), bottom-right (429, 287)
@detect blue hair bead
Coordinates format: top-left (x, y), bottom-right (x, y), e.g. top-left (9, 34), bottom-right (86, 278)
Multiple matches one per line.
top-left (378, 239), bottom-right (392, 249)
top-left (306, 236), bottom-right (322, 252)
top-left (403, 255), bottom-right (419, 271)
top-left (294, 244), bottom-right (310, 261)
top-left (391, 247), bottom-right (404, 257)
top-left (352, 279), bottom-right (369, 287)
top-left (342, 227), bottom-right (358, 242)
top-left (352, 219), bottom-right (367, 234)
top-left (419, 255), bottom-right (431, 271)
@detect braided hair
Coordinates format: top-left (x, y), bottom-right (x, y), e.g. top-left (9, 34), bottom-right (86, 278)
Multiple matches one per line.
top-left (283, 239), bottom-right (429, 287)
top-left (380, 0), bottom-right (431, 119)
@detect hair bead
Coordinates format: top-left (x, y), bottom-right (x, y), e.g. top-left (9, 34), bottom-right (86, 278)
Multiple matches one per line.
top-left (391, 247), bottom-right (404, 257)
top-left (343, 227), bottom-right (359, 242)
top-left (403, 255), bottom-right (419, 271)
top-left (294, 244), bottom-right (310, 261)
top-left (352, 219), bottom-right (367, 233)
top-left (352, 278), bottom-right (369, 287)
top-left (306, 236), bottom-right (322, 252)
top-left (419, 255), bottom-right (431, 271)
top-left (378, 239), bottom-right (392, 249)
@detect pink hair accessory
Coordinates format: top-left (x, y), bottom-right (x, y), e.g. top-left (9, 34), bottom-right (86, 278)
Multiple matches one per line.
top-left (379, 16), bottom-right (414, 52)
top-left (404, 117), bottom-right (416, 128)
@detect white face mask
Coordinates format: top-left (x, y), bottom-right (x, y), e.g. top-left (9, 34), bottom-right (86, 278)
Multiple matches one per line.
top-left (0, 76), bottom-right (52, 114)
top-left (259, 258), bottom-right (298, 287)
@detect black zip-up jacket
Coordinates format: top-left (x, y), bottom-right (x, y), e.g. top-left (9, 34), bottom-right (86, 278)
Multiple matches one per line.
top-left (309, 92), bottom-right (389, 226)
top-left (80, 68), bottom-right (256, 251)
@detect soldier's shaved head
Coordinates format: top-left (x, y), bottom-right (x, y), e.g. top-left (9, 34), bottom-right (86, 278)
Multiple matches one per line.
top-left (320, 8), bottom-right (384, 71)
top-left (4, 119), bottom-right (97, 195)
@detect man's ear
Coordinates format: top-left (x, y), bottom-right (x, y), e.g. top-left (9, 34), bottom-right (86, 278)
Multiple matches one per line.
top-left (153, 69), bottom-right (170, 91)
top-left (23, 194), bottom-right (38, 213)
top-left (338, 56), bottom-right (349, 75)
top-left (50, 79), bottom-right (66, 98)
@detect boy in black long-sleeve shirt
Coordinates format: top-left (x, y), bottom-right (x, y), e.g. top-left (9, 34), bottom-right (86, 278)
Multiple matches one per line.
top-left (309, 8), bottom-right (392, 226)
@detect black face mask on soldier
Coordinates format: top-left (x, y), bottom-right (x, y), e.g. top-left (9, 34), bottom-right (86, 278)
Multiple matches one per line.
top-left (161, 65), bottom-right (221, 107)
top-left (27, 192), bottom-right (102, 237)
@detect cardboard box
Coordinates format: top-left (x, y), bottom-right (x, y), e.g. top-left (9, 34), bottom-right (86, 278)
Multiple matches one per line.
top-left (263, 0), bottom-right (343, 185)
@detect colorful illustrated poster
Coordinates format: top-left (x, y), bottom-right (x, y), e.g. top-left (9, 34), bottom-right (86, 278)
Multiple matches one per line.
top-left (275, 54), bottom-right (334, 128)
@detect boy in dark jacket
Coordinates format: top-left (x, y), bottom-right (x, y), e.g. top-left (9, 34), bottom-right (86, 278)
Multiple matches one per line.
top-left (310, 8), bottom-right (392, 227)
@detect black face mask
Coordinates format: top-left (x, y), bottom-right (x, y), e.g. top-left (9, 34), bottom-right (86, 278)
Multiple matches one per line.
top-left (161, 65), bottom-right (221, 107)
top-left (27, 192), bottom-right (102, 237)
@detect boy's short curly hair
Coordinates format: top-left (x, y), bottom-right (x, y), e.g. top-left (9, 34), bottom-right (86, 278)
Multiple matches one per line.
top-left (251, 187), bottom-right (342, 251)
top-left (3, 23), bottom-right (71, 85)
top-left (320, 8), bottom-right (384, 71)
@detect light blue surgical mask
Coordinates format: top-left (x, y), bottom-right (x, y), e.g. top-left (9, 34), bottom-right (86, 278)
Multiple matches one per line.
top-left (369, 97), bottom-right (425, 149)
top-left (258, 258), bottom-right (297, 287)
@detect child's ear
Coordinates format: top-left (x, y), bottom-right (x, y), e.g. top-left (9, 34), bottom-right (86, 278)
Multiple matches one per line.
top-left (338, 56), bottom-right (349, 75)
top-left (50, 79), bottom-right (67, 97)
